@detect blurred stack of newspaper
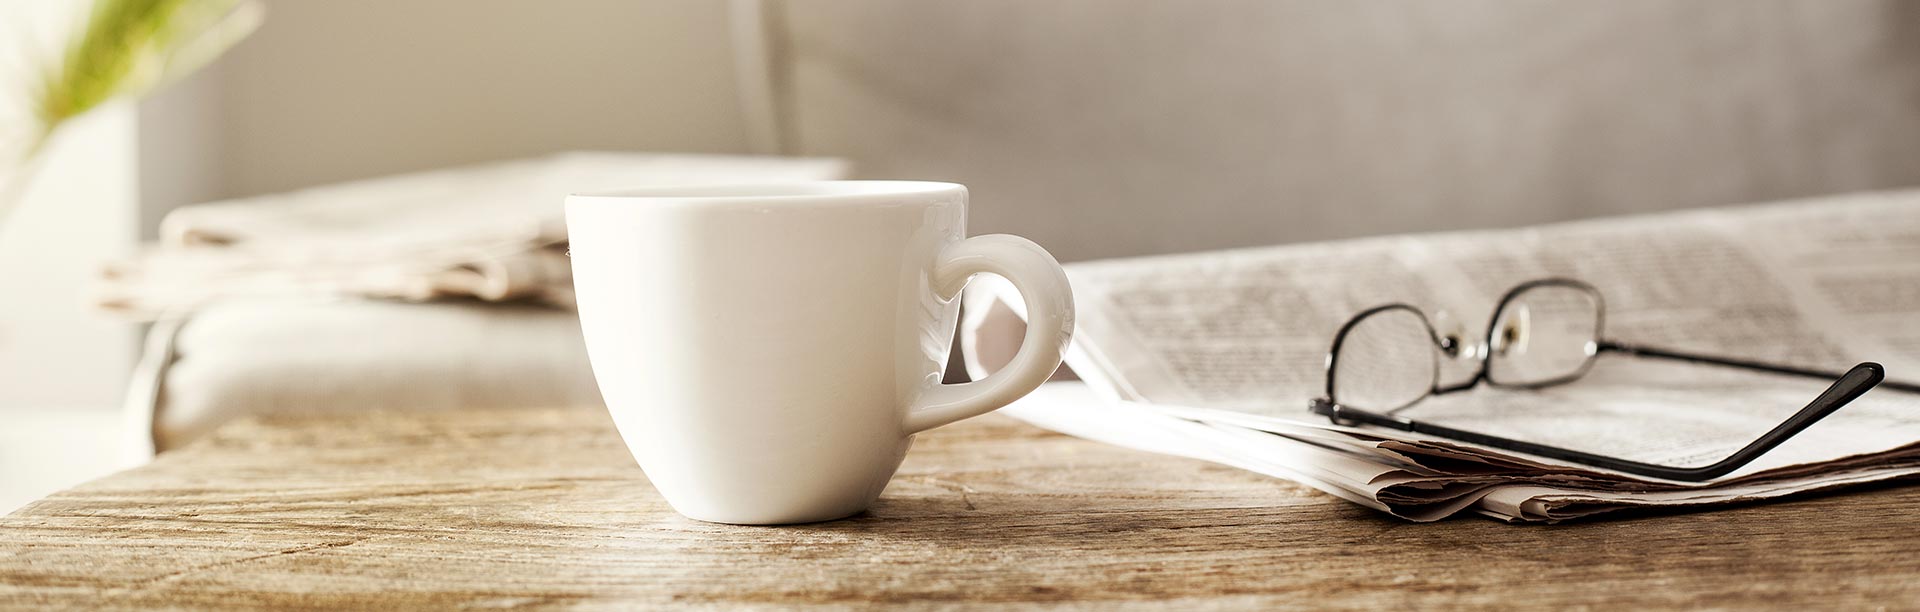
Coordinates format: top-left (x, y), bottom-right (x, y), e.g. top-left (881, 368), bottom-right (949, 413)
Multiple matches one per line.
top-left (99, 152), bottom-right (847, 319)
top-left (962, 190), bottom-right (1920, 522)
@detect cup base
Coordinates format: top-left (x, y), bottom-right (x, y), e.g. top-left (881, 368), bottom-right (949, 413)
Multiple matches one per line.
top-left (639, 437), bottom-right (909, 526)
top-left (672, 503), bottom-right (870, 526)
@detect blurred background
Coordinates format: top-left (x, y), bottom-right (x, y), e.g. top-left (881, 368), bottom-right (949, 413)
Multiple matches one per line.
top-left (5, 0), bottom-right (1920, 510)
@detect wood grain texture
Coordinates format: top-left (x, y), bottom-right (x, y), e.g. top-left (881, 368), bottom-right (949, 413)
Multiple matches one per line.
top-left (3, 408), bottom-right (1917, 610)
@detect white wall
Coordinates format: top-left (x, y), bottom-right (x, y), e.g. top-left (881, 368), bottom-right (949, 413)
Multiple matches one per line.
top-left (140, 0), bottom-right (753, 224)
top-left (0, 1), bottom-right (140, 414)
top-left (0, 108), bottom-right (139, 414)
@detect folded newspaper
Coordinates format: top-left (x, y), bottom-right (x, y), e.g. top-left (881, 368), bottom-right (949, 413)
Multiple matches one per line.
top-left (961, 190), bottom-right (1920, 522)
top-left (99, 152), bottom-right (847, 319)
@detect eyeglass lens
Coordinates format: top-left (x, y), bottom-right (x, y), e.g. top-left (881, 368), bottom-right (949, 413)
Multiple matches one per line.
top-left (1486, 283), bottom-right (1602, 386)
top-left (1330, 307), bottom-right (1439, 411)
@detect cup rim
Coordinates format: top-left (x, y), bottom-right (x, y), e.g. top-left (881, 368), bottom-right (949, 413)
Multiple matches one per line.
top-left (567, 180), bottom-right (964, 204)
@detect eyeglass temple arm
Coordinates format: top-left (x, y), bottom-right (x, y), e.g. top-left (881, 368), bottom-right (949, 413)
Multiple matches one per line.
top-left (1311, 362), bottom-right (1885, 482)
top-left (1599, 341), bottom-right (1920, 394)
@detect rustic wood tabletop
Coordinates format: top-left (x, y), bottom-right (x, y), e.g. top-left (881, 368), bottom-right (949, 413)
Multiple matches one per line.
top-left (3, 408), bottom-right (1916, 609)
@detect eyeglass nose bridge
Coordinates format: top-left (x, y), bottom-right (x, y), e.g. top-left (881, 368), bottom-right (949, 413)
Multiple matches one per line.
top-left (1429, 309), bottom-right (1489, 366)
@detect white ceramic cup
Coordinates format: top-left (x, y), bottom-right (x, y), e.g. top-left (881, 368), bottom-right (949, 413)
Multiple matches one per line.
top-left (566, 181), bottom-right (1074, 525)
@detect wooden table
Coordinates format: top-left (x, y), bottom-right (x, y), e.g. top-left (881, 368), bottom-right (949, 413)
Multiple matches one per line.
top-left (3, 408), bottom-right (1917, 609)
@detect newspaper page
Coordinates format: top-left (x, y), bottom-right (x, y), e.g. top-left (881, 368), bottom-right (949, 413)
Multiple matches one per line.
top-left (1048, 191), bottom-right (1920, 474)
top-left (965, 189), bottom-right (1920, 520)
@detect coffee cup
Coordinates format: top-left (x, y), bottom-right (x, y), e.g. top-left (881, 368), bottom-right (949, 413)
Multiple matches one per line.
top-left (566, 181), bottom-right (1073, 524)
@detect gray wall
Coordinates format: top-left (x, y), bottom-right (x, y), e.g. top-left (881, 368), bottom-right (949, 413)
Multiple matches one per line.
top-left (776, 0), bottom-right (1920, 262)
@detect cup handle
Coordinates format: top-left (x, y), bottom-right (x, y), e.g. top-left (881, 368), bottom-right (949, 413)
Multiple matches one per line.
top-left (905, 234), bottom-right (1075, 435)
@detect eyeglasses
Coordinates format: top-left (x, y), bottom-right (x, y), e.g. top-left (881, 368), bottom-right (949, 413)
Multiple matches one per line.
top-left (1308, 278), bottom-right (1919, 481)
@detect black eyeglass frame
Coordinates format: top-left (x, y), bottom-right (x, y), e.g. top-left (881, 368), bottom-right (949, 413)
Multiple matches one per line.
top-left (1308, 278), bottom-right (1913, 482)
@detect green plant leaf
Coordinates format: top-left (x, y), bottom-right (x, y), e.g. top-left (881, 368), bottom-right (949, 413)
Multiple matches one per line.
top-left (32, 0), bottom-right (263, 142)
top-left (2, 0), bottom-right (261, 228)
